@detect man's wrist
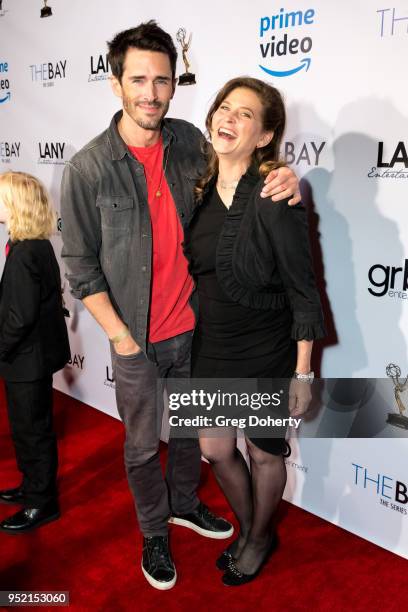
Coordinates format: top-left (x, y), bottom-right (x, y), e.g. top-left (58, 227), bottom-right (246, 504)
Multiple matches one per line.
top-left (109, 327), bottom-right (130, 344)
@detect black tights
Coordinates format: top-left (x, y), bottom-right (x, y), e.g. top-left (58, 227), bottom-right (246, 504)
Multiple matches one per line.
top-left (200, 433), bottom-right (287, 574)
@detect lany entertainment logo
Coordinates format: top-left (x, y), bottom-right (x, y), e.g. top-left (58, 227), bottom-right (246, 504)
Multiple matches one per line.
top-left (88, 53), bottom-right (110, 83)
top-left (368, 142), bottom-right (408, 180)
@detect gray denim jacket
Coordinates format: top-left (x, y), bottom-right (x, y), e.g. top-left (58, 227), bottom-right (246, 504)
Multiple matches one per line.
top-left (61, 111), bottom-right (205, 352)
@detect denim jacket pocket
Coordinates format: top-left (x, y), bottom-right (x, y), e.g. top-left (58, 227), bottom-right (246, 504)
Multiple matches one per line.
top-left (96, 195), bottom-right (134, 230)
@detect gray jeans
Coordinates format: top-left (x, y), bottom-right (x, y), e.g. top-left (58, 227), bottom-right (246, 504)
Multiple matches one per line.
top-left (111, 331), bottom-right (201, 537)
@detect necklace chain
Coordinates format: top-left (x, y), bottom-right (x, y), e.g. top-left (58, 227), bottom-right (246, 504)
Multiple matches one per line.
top-left (143, 143), bottom-right (171, 199)
top-left (217, 177), bottom-right (241, 190)
top-left (119, 122), bottom-right (171, 200)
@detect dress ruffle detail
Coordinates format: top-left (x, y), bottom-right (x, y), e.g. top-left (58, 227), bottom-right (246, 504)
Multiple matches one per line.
top-left (216, 171), bottom-right (288, 311)
top-left (291, 320), bottom-right (326, 341)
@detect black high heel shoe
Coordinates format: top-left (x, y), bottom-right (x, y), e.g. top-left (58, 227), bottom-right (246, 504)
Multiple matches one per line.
top-left (216, 535), bottom-right (246, 571)
top-left (222, 533), bottom-right (279, 586)
top-left (216, 550), bottom-right (235, 571)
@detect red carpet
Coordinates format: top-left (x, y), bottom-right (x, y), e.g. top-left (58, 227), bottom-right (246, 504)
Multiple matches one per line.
top-left (0, 385), bottom-right (407, 612)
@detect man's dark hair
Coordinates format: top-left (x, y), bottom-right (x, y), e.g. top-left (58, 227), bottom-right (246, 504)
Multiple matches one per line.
top-left (107, 20), bottom-right (178, 81)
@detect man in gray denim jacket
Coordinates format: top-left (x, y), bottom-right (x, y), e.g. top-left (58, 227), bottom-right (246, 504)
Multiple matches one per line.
top-left (61, 21), bottom-right (299, 590)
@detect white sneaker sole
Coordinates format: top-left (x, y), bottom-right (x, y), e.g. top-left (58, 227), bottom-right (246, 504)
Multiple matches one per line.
top-left (168, 516), bottom-right (234, 539)
top-left (141, 563), bottom-right (177, 590)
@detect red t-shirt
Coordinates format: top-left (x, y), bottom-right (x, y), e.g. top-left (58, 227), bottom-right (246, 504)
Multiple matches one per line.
top-left (129, 139), bottom-right (195, 343)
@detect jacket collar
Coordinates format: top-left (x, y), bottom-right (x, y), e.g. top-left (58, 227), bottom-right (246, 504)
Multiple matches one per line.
top-left (107, 110), bottom-right (177, 161)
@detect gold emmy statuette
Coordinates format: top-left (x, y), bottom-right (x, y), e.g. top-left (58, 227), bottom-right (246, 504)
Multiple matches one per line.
top-left (176, 28), bottom-right (196, 86)
top-left (386, 363), bottom-right (408, 429)
top-left (41, 0), bottom-right (52, 18)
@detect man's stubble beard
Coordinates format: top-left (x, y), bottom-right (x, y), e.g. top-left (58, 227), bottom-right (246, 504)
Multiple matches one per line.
top-left (123, 96), bottom-right (170, 131)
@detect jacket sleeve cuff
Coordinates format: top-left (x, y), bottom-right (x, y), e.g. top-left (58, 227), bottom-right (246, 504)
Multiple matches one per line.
top-left (68, 276), bottom-right (109, 300)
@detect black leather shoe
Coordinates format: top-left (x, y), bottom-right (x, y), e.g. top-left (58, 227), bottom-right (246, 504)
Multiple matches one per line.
top-left (141, 535), bottom-right (176, 590)
top-left (222, 533), bottom-right (279, 586)
top-left (0, 501), bottom-right (60, 534)
top-left (169, 502), bottom-right (233, 539)
top-left (0, 487), bottom-right (24, 505)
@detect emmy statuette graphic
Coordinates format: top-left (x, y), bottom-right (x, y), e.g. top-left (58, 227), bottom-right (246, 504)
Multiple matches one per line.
top-left (386, 363), bottom-right (408, 429)
top-left (41, 0), bottom-right (52, 18)
top-left (176, 28), bottom-right (196, 86)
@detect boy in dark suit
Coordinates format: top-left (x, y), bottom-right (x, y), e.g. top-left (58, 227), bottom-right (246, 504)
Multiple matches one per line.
top-left (0, 171), bottom-right (70, 533)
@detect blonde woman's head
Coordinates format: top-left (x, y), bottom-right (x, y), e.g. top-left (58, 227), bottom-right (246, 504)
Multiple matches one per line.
top-left (0, 171), bottom-right (56, 241)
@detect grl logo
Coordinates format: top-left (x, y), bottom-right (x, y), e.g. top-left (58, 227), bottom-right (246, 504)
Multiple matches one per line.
top-left (258, 7), bottom-right (315, 78)
top-left (368, 259), bottom-right (408, 300)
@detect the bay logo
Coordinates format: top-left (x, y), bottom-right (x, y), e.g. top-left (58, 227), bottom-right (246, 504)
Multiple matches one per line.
top-left (30, 60), bottom-right (67, 88)
top-left (88, 53), bottom-right (110, 83)
top-left (352, 463), bottom-right (408, 516)
top-left (68, 354), bottom-right (85, 370)
top-left (258, 8), bottom-right (315, 78)
top-left (368, 142), bottom-right (408, 179)
top-left (38, 141), bottom-right (66, 165)
top-left (283, 140), bottom-right (326, 166)
top-left (0, 141), bottom-right (20, 163)
top-left (377, 7), bottom-right (408, 37)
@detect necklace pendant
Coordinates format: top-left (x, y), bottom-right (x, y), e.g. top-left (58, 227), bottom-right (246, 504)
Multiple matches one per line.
top-left (156, 190), bottom-right (162, 197)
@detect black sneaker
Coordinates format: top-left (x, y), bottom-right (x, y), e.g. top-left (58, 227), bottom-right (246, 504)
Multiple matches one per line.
top-left (169, 502), bottom-right (233, 539)
top-left (141, 535), bottom-right (177, 590)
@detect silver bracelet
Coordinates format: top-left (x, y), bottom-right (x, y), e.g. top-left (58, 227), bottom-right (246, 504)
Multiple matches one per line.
top-left (293, 371), bottom-right (314, 383)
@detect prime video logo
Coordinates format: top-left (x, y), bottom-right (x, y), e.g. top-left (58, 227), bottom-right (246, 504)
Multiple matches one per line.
top-left (0, 60), bottom-right (10, 104)
top-left (258, 7), bottom-right (315, 77)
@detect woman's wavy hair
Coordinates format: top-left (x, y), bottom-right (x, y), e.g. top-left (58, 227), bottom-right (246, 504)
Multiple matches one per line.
top-left (195, 76), bottom-right (286, 201)
top-left (0, 171), bottom-right (56, 241)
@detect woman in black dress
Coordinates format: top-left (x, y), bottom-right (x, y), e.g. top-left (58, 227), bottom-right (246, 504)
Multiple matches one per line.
top-left (184, 77), bottom-right (325, 585)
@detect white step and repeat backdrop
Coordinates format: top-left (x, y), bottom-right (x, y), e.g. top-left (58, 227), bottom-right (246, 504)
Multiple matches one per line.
top-left (1, 1), bottom-right (408, 557)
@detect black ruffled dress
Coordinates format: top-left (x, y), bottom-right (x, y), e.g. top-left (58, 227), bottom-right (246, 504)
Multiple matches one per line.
top-left (184, 168), bottom-right (325, 454)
